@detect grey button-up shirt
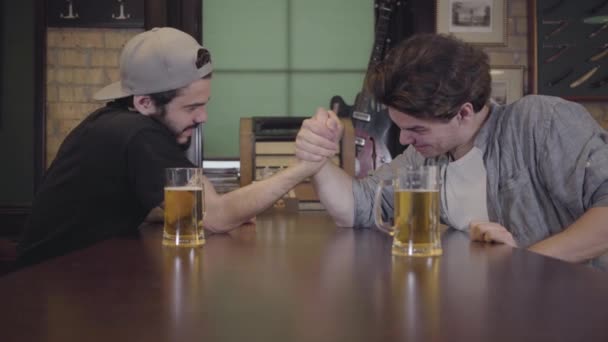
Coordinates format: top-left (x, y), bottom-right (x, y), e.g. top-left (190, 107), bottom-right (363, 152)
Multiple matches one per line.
top-left (353, 95), bottom-right (608, 250)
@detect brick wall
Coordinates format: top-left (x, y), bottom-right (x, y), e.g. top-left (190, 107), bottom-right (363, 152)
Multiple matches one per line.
top-left (45, 28), bottom-right (142, 166)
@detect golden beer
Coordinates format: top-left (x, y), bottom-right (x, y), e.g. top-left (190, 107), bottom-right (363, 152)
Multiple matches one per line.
top-left (393, 189), bottom-right (441, 256)
top-left (163, 186), bottom-right (205, 247)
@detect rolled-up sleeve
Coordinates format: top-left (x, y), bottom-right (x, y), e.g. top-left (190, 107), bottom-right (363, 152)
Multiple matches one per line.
top-left (586, 135), bottom-right (608, 208)
top-left (539, 101), bottom-right (608, 213)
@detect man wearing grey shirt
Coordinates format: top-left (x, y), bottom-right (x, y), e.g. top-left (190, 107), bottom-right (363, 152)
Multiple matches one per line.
top-left (294, 34), bottom-right (608, 266)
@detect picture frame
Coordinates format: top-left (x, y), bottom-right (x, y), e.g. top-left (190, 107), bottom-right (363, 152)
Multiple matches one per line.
top-left (436, 0), bottom-right (507, 46)
top-left (490, 66), bottom-right (524, 105)
top-left (529, 0), bottom-right (608, 101)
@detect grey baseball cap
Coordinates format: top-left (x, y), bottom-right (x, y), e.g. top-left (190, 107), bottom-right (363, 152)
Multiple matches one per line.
top-left (93, 27), bottom-right (213, 101)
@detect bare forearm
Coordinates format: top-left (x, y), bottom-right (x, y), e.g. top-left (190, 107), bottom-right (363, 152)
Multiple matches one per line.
top-left (144, 207), bottom-right (164, 223)
top-left (528, 207), bottom-right (608, 262)
top-left (204, 161), bottom-right (318, 232)
top-left (312, 162), bottom-right (355, 227)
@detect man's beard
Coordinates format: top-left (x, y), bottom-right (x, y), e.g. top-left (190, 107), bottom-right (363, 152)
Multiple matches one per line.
top-left (178, 123), bottom-right (201, 150)
top-left (151, 106), bottom-right (196, 150)
top-left (179, 136), bottom-right (192, 151)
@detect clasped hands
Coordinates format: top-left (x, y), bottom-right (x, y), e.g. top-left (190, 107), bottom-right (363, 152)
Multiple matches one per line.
top-left (295, 108), bottom-right (343, 167)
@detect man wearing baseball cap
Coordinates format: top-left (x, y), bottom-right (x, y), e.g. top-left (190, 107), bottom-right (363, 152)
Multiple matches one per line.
top-left (18, 27), bottom-right (330, 266)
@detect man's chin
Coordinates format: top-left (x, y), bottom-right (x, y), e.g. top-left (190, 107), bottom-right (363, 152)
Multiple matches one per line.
top-left (178, 137), bottom-right (192, 150)
top-left (414, 146), bottom-right (432, 156)
top-left (417, 149), bottom-right (442, 158)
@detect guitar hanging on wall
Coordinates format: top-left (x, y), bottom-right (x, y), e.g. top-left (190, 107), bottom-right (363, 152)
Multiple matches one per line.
top-left (330, 0), bottom-right (401, 178)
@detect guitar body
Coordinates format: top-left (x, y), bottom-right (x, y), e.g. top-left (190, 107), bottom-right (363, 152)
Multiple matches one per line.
top-left (331, 95), bottom-right (401, 177)
top-left (329, 0), bottom-right (402, 178)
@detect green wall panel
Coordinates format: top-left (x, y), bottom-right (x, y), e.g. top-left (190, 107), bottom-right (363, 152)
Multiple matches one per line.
top-left (290, 0), bottom-right (373, 70)
top-left (290, 72), bottom-right (365, 116)
top-left (204, 73), bottom-right (288, 157)
top-left (203, 0), bottom-right (288, 70)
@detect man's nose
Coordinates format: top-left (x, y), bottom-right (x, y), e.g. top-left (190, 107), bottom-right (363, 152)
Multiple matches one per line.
top-left (195, 110), bottom-right (207, 124)
top-left (399, 131), bottom-right (414, 145)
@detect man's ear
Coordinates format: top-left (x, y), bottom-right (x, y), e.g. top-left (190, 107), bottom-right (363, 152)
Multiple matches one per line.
top-left (132, 95), bottom-right (157, 116)
top-left (456, 102), bottom-right (475, 124)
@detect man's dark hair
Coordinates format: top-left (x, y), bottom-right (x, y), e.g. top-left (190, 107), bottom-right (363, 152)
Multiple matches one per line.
top-left (366, 33), bottom-right (491, 122)
top-left (110, 91), bottom-right (177, 115)
top-left (149, 90), bottom-right (179, 116)
top-left (110, 73), bottom-right (212, 115)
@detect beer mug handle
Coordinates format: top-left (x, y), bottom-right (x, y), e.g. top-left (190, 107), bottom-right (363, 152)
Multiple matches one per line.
top-left (373, 179), bottom-right (394, 236)
top-left (200, 180), bottom-right (206, 225)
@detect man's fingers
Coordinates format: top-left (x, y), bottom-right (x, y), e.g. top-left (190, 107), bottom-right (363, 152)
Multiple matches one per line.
top-left (326, 110), bottom-right (344, 136)
top-left (483, 232), bottom-right (493, 243)
top-left (294, 111), bottom-right (341, 164)
top-left (313, 107), bottom-right (330, 123)
top-left (470, 221), bottom-right (499, 242)
top-left (302, 118), bottom-right (339, 143)
top-left (298, 121), bottom-right (340, 151)
top-left (469, 221), bottom-right (517, 247)
top-left (326, 110), bottom-right (339, 130)
top-left (497, 230), bottom-right (518, 247)
top-left (295, 135), bottom-right (338, 158)
top-left (469, 223), bottom-right (485, 241)
top-left (295, 148), bottom-right (325, 162)
top-left (312, 108), bottom-right (344, 142)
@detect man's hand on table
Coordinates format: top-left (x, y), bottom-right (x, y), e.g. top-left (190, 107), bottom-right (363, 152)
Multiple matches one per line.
top-left (469, 221), bottom-right (518, 247)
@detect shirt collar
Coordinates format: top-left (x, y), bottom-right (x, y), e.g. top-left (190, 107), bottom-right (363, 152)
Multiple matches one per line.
top-left (474, 101), bottom-right (505, 153)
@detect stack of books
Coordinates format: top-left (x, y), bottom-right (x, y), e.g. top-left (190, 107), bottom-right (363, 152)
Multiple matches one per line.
top-left (203, 160), bottom-right (240, 194)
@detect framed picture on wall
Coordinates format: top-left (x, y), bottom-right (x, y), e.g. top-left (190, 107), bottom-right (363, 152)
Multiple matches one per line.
top-left (490, 66), bottom-right (524, 105)
top-left (529, 0), bottom-right (608, 101)
top-left (436, 0), bottom-right (507, 46)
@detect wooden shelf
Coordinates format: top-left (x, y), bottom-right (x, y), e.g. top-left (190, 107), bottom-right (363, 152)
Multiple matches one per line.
top-left (239, 117), bottom-right (355, 203)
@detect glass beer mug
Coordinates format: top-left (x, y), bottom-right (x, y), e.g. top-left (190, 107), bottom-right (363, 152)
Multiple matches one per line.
top-left (373, 165), bottom-right (442, 257)
top-left (163, 168), bottom-right (206, 247)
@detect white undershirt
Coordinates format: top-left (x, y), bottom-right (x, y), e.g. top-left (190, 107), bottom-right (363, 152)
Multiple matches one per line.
top-left (444, 147), bottom-right (489, 231)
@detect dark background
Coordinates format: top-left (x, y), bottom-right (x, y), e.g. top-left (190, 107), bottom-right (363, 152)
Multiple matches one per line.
top-left (533, 0), bottom-right (608, 100)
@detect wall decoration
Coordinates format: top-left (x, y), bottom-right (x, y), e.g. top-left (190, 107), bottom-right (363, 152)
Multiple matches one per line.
top-left (530, 0), bottom-right (608, 100)
top-left (436, 0), bottom-right (507, 46)
top-left (47, 0), bottom-right (144, 28)
top-left (490, 66), bottom-right (524, 105)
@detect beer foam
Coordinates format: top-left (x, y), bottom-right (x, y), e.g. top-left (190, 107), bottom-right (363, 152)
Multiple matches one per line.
top-left (164, 186), bottom-right (203, 191)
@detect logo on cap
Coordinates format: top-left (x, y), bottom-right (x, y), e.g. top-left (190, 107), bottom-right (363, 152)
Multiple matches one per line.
top-left (196, 48), bottom-right (211, 69)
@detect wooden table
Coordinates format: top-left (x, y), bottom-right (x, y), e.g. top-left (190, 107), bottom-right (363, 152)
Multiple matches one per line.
top-left (2, 212), bottom-right (608, 342)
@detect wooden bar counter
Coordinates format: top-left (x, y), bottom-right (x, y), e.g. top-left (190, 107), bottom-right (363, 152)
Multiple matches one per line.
top-left (1, 212), bottom-right (607, 341)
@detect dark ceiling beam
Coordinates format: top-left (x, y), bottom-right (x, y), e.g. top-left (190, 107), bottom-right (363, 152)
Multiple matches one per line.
top-left (145, 0), bottom-right (201, 42)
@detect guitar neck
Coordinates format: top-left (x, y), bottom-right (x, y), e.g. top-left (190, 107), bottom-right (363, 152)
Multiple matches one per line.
top-left (354, 1), bottom-right (395, 112)
top-left (368, 3), bottom-right (393, 68)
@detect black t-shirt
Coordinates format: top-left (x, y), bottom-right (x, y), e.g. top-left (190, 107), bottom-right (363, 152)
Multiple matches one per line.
top-left (17, 103), bottom-right (194, 265)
